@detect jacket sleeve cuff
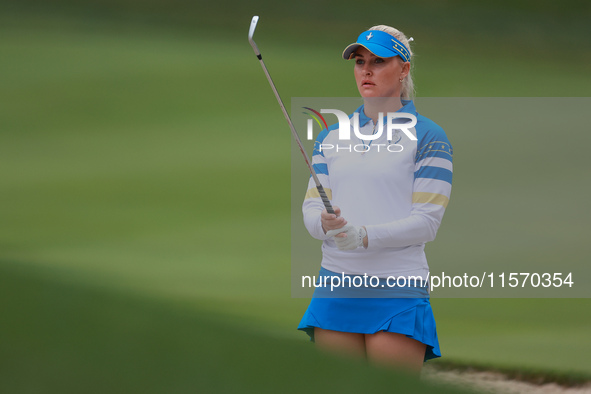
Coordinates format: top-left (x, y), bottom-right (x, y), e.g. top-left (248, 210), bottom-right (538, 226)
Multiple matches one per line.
top-left (306, 212), bottom-right (331, 241)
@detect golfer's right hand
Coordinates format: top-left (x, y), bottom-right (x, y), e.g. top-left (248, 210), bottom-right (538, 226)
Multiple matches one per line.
top-left (321, 207), bottom-right (347, 234)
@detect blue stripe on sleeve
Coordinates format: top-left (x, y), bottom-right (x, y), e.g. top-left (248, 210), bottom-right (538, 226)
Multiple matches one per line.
top-left (415, 140), bottom-right (453, 163)
top-left (416, 149), bottom-right (453, 162)
top-left (312, 163), bottom-right (329, 176)
top-left (414, 166), bottom-right (452, 184)
top-left (313, 141), bottom-right (324, 157)
top-left (313, 128), bottom-right (331, 157)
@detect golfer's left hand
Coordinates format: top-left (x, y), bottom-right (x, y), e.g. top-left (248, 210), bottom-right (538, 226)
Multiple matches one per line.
top-left (326, 224), bottom-right (367, 251)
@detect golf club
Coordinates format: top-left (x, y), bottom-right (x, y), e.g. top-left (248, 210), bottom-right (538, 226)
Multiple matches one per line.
top-left (248, 15), bottom-right (335, 215)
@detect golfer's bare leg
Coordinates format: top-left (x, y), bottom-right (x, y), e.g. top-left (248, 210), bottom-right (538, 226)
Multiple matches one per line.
top-left (314, 327), bottom-right (365, 358)
top-left (365, 331), bottom-right (426, 373)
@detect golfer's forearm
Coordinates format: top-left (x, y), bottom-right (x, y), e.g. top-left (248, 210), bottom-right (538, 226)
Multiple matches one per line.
top-left (365, 213), bottom-right (440, 249)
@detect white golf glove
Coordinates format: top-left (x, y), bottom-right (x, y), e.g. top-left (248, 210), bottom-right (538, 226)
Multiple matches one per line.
top-left (326, 224), bottom-right (367, 251)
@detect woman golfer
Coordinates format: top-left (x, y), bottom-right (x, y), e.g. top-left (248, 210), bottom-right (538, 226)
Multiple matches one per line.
top-left (298, 25), bottom-right (453, 372)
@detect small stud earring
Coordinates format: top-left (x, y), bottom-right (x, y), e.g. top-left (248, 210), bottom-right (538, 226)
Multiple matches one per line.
top-left (399, 78), bottom-right (403, 82)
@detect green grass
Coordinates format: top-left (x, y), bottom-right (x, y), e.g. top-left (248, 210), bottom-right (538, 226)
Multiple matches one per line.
top-left (433, 299), bottom-right (591, 375)
top-left (0, 8), bottom-right (590, 391)
top-left (1, 262), bottom-right (466, 394)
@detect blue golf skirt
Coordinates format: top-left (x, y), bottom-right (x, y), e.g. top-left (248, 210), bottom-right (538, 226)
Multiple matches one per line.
top-left (297, 267), bottom-right (441, 361)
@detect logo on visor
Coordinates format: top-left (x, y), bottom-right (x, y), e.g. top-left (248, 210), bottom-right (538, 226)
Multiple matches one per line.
top-left (366, 32), bottom-right (373, 40)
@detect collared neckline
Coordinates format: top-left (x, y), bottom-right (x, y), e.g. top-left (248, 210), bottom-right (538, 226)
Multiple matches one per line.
top-left (354, 100), bottom-right (417, 127)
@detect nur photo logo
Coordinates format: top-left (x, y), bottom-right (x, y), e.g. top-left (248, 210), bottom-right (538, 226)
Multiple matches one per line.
top-left (302, 107), bottom-right (418, 153)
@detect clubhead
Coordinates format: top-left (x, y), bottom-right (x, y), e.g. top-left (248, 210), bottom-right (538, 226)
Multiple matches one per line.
top-left (248, 16), bottom-right (261, 56)
top-left (248, 16), bottom-right (259, 40)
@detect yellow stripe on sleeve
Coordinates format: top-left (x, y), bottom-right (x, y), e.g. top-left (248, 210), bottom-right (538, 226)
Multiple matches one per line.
top-left (304, 187), bottom-right (333, 200)
top-left (412, 192), bottom-right (449, 208)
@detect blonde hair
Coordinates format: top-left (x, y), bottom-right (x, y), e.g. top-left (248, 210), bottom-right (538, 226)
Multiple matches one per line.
top-left (368, 25), bottom-right (415, 99)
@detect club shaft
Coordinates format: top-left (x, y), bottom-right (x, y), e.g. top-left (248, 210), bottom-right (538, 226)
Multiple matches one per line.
top-left (253, 46), bottom-right (334, 214)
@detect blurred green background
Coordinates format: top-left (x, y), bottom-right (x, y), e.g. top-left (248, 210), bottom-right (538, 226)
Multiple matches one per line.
top-left (1, 0), bottom-right (590, 392)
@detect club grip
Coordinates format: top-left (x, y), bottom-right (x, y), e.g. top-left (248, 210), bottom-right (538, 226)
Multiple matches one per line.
top-left (316, 185), bottom-right (335, 215)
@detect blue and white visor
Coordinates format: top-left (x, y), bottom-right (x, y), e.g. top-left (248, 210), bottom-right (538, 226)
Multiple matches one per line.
top-left (342, 30), bottom-right (411, 62)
